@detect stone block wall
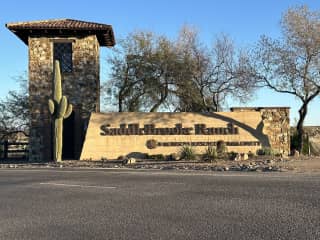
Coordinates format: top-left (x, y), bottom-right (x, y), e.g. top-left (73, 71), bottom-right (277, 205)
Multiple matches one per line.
top-left (28, 35), bottom-right (100, 161)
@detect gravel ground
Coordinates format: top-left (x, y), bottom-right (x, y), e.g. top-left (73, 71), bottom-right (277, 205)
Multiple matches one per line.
top-left (1, 156), bottom-right (320, 173)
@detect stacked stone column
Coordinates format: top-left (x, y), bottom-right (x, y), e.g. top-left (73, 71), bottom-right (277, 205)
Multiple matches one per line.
top-left (28, 35), bottom-right (100, 161)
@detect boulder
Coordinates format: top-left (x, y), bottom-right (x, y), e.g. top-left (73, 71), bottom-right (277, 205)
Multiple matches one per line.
top-left (293, 150), bottom-right (300, 158)
top-left (127, 158), bottom-right (137, 164)
top-left (234, 153), bottom-right (249, 161)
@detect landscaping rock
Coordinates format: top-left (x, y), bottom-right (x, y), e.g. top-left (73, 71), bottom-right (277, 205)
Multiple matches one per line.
top-left (216, 166), bottom-right (224, 171)
top-left (127, 158), bottom-right (137, 164)
top-left (263, 166), bottom-right (274, 172)
top-left (229, 165), bottom-right (241, 171)
top-left (265, 159), bottom-right (275, 164)
top-left (234, 153), bottom-right (249, 161)
top-left (293, 150), bottom-right (300, 158)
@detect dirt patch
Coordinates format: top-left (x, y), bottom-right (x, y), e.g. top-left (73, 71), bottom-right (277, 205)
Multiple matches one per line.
top-left (277, 156), bottom-right (320, 173)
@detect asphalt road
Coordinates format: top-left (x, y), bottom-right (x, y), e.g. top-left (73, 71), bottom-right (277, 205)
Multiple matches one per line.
top-left (0, 169), bottom-right (319, 240)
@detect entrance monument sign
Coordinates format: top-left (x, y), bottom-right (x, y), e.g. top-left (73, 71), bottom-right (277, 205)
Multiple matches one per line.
top-left (6, 19), bottom-right (290, 161)
top-left (80, 108), bottom-right (290, 160)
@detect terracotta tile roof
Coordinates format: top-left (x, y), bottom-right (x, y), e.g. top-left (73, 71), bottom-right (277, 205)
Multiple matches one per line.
top-left (6, 19), bottom-right (115, 46)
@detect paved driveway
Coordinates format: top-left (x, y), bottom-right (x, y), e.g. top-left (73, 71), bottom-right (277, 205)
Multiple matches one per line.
top-left (0, 169), bottom-right (319, 240)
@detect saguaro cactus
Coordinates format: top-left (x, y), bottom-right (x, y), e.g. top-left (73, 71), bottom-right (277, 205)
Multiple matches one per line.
top-left (48, 60), bottom-right (73, 162)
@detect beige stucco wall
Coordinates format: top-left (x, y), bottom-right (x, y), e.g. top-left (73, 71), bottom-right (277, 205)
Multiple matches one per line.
top-left (80, 110), bottom-right (290, 160)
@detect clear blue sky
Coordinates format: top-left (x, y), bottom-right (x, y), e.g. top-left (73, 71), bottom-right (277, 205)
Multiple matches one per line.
top-left (1, 0), bottom-right (319, 126)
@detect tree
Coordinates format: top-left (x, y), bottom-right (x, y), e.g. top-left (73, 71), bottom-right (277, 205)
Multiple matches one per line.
top-left (105, 31), bottom-right (179, 112)
top-left (0, 74), bottom-right (29, 141)
top-left (253, 5), bottom-right (320, 152)
top-left (104, 26), bottom-right (256, 112)
top-left (173, 26), bottom-right (213, 112)
top-left (166, 26), bottom-right (256, 112)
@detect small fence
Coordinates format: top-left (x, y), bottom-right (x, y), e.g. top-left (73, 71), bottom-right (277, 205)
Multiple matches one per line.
top-left (0, 141), bottom-right (28, 160)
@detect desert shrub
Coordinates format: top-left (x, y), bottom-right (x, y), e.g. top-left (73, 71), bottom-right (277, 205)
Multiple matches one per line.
top-left (256, 148), bottom-right (264, 156)
top-left (166, 154), bottom-right (177, 161)
top-left (216, 140), bottom-right (227, 153)
top-left (256, 147), bottom-right (277, 156)
top-left (228, 151), bottom-right (238, 160)
top-left (256, 148), bottom-right (269, 156)
top-left (203, 146), bottom-right (217, 162)
top-left (216, 140), bottom-right (228, 158)
top-left (179, 145), bottom-right (196, 160)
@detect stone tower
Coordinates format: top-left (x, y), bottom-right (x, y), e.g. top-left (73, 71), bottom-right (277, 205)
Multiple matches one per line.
top-left (6, 19), bottom-right (115, 161)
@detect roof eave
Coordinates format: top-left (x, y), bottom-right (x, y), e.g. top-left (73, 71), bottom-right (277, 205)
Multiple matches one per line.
top-left (6, 26), bottom-right (116, 47)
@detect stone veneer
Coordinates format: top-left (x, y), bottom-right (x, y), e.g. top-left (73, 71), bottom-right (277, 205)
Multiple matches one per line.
top-left (28, 35), bottom-right (100, 161)
top-left (231, 107), bottom-right (290, 155)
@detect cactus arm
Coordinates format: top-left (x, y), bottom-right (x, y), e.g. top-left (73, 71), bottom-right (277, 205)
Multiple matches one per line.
top-left (54, 60), bottom-right (62, 102)
top-left (48, 99), bottom-right (55, 115)
top-left (64, 104), bottom-right (73, 119)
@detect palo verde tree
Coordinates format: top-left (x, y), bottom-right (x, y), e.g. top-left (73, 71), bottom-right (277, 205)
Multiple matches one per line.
top-left (253, 5), bottom-right (320, 152)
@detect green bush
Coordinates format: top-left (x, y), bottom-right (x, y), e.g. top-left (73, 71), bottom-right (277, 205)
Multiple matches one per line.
top-left (203, 146), bottom-right (217, 162)
top-left (179, 145), bottom-right (196, 160)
